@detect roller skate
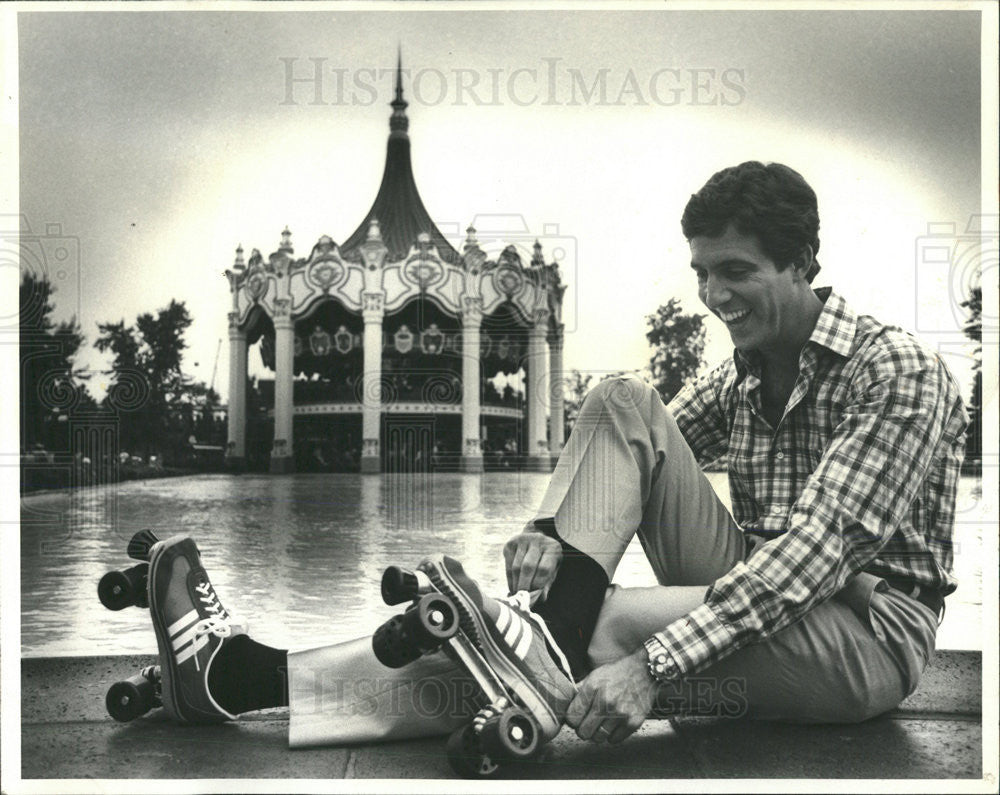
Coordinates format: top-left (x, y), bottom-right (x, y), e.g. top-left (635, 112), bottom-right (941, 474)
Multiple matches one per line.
top-left (372, 554), bottom-right (576, 778)
top-left (97, 530), bottom-right (245, 724)
top-left (98, 529), bottom-right (164, 722)
top-left (146, 533), bottom-right (246, 724)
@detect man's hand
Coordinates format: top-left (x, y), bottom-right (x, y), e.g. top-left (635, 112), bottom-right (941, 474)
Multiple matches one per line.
top-left (565, 648), bottom-right (659, 745)
top-left (503, 531), bottom-right (563, 595)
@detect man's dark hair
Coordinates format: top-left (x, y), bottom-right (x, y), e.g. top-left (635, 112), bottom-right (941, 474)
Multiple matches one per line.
top-left (681, 161), bottom-right (822, 282)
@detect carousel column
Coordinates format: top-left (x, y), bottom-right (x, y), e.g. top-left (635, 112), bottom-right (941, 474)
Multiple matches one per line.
top-left (460, 298), bottom-right (484, 473)
top-left (361, 292), bottom-right (385, 474)
top-left (226, 313), bottom-right (248, 471)
top-left (547, 323), bottom-right (565, 466)
top-left (269, 299), bottom-right (295, 474)
top-left (526, 308), bottom-right (551, 472)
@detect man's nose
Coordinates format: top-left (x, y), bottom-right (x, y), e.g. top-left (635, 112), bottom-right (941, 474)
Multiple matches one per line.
top-left (702, 275), bottom-right (732, 308)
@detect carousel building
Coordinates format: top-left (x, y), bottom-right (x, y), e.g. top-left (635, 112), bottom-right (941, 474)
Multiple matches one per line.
top-left (224, 61), bottom-right (566, 474)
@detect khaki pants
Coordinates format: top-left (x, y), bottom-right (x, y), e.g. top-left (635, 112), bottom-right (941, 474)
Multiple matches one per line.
top-left (535, 376), bottom-right (939, 723)
top-left (287, 376), bottom-right (939, 746)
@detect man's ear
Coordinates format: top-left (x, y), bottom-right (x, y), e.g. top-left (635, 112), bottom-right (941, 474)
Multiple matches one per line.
top-left (792, 245), bottom-right (815, 280)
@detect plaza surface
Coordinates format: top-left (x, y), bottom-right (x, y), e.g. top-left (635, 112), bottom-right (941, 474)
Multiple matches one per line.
top-left (17, 649), bottom-right (984, 782)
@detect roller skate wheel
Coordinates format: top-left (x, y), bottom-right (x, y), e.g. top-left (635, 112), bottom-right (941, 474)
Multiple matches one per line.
top-left (414, 593), bottom-right (459, 641)
top-left (479, 707), bottom-right (539, 760)
top-left (446, 723), bottom-right (500, 778)
top-left (97, 564), bottom-right (147, 611)
top-left (372, 614), bottom-right (421, 668)
top-left (105, 673), bottom-right (157, 722)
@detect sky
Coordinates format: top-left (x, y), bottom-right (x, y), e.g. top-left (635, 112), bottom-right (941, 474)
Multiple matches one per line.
top-left (9, 5), bottom-right (991, 405)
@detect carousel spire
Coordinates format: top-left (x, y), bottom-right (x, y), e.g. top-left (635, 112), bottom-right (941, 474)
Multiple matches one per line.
top-left (340, 48), bottom-right (458, 264)
top-left (389, 46), bottom-right (409, 137)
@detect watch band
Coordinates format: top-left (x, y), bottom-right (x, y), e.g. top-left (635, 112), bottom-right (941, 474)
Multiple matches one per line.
top-left (643, 635), bottom-right (679, 683)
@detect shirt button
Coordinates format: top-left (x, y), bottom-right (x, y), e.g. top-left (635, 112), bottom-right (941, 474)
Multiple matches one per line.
top-left (775, 451), bottom-right (785, 460)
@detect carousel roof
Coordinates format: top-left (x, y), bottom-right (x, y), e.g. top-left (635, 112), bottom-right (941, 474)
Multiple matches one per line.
top-left (341, 54), bottom-right (460, 265)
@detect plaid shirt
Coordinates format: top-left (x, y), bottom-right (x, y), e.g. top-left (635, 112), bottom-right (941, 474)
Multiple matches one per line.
top-left (656, 288), bottom-right (968, 678)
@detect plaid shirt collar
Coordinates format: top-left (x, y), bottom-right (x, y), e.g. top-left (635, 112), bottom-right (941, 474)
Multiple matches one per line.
top-left (734, 287), bottom-right (857, 378)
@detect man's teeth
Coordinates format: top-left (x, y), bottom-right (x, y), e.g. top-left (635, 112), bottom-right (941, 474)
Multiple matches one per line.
top-left (720, 309), bottom-right (751, 323)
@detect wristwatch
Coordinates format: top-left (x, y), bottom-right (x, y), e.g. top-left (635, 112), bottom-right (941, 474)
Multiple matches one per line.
top-left (643, 635), bottom-right (679, 683)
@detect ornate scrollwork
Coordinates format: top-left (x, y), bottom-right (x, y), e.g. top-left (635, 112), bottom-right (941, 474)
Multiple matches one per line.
top-left (404, 245), bottom-right (445, 289)
top-left (532, 307), bottom-right (550, 327)
top-left (394, 324), bottom-right (414, 354)
top-left (308, 259), bottom-right (344, 292)
top-left (334, 325), bottom-right (354, 354)
top-left (363, 292), bottom-right (385, 314)
top-left (246, 265), bottom-right (268, 302)
top-left (273, 298), bottom-right (292, 320)
top-left (309, 326), bottom-right (332, 356)
top-left (493, 263), bottom-right (524, 298)
top-left (462, 296), bottom-right (483, 324)
top-left (420, 323), bottom-right (445, 354)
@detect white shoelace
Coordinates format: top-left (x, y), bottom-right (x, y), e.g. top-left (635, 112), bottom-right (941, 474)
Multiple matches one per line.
top-left (196, 582), bottom-right (227, 618)
top-left (502, 590), bottom-right (575, 683)
top-left (189, 582), bottom-right (247, 670)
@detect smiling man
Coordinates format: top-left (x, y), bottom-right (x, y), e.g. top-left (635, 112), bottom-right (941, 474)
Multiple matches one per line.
top-left (135, 163), bottom-right (970, 759)
top-left (502, 160), bottom-right (970, 743)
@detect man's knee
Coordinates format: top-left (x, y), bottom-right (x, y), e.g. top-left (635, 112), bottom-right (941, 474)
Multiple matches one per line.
top-left (584, 376), bottom-right (658, 418)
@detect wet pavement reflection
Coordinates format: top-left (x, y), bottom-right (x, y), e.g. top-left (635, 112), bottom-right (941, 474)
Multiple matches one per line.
top-left (20, 473), bottom-right (983, 656)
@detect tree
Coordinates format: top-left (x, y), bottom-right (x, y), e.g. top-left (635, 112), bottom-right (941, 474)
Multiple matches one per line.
top-left (959, 284), bottom-right (982, 471)
top-left (645, 298), bottom-right (707, 403)
top-left (95, 300), bottom-right (217, 463)
top-left (19, 271), bottom-right (92, 452)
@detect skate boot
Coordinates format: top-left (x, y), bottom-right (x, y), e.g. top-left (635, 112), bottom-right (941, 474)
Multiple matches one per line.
top-left (417, 555), bottom-right (577, 743)
top-left (147, 534), bottom-right (246, 724)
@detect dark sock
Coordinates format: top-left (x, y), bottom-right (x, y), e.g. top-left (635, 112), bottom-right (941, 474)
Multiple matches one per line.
top-left (530, 518), bottom-right (609, 682)
top-left (207, 634), bottom-right (289, 714)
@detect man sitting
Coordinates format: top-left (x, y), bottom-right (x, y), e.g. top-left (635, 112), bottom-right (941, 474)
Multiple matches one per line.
top-left (142, 161), bottom-right (967, 751)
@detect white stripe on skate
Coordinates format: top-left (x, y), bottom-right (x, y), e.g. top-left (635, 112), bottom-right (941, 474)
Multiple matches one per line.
top-left (495, 602), bottom-right (511, 633)
top-left (168, 609), bottom-right (199, 639)
top-left (175, 634), bottom-right (208, 665)
top-left (171, 621), bottom-right (205, 653)
top-left (504, 612), bottom-right (522, 648)
top-left (514, 621), bottom-right (532, 659)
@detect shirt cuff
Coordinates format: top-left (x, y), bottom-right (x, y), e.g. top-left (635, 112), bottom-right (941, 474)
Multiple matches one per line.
top-left (653, 601), bottom-right (738, 677)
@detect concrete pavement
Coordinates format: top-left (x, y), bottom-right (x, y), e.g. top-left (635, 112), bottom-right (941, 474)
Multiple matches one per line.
top-left (16, 649), bottom-right (985, 783)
